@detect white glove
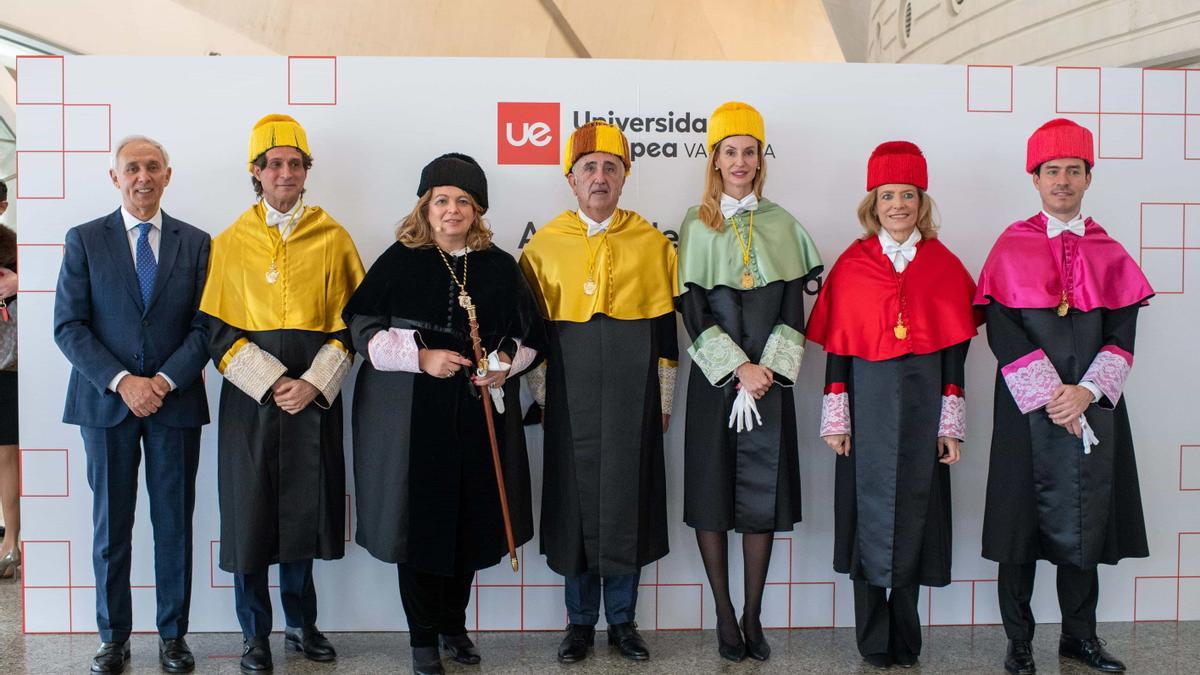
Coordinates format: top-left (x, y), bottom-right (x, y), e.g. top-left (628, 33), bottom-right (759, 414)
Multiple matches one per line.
top-left (478, 350), bottom-right (512, 414)
top-left (1079, 413), bottom-right (1099, 454)
top-left (727, 387), bottom-right (764, 433)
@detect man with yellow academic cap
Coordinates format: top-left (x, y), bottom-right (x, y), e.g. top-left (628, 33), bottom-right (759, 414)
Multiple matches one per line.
top-left (200, 114), bottom-right (364, 672)
top-left (520, 120), bottom-right (678, 664)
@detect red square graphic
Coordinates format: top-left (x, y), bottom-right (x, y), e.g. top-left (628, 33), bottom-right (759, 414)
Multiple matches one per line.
top-left (497, 102), bottom-right (560, 166)
top-left (19, 448), bottom-right (69, 497)
top-left (966, 65), bottom-right (1013, 113)
top-left (15, 55), bottom-right (64, 105)
top-left (288, 56), bottom-right (337, 106)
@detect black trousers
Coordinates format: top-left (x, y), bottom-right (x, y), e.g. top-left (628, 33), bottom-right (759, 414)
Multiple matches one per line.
top-left (233, 560), bottom-right (318, 639)
top-left (997, 562), bottom-right (1098, 640)
top-left (397, 564), bottom-right (475, 648)
top-left (853, 581), bottom-right (921, 659)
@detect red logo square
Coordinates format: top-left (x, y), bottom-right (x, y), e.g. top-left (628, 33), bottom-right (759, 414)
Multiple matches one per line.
top-left (497, 102), bottom-right (560, 165)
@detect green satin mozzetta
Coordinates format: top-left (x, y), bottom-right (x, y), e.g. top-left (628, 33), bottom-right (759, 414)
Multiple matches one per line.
top-left (676, 199), bottom-right (822, 292)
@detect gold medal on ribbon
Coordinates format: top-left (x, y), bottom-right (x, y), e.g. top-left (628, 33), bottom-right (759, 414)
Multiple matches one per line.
top-left (741, 271), bottom-right (754, 289)
top-left (265, 265), bottom-right (279, 284)
top-left (1056, 291), bottom-right (1069, 317)
top-left (731, 210), bottom-right (755, 291)
top-left (583, 278), bottom-right (597, 296)
top-left (894, 313), bottom-right (908, 340)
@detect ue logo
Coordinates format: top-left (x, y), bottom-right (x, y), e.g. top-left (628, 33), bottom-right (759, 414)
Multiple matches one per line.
top-left (497, 102), bottom-right (560, 165)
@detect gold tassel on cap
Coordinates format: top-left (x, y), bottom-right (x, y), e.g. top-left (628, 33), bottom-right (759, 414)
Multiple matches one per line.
top-left (248, 114), bottom-right (311, 172)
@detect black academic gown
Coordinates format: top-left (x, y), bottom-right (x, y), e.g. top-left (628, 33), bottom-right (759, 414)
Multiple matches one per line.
top-left (981, 302), bottom-right (1148, 569)
top-left (678, 276), bottom-right (817, 533)
top-left (829, 342), bottom-right (967, 589)
top-left (206, 320), bottom-right (350, 574)
top-left (344, 243), bottom-right (544, 576)
top-left (539, 311), bottom-right (677, 577)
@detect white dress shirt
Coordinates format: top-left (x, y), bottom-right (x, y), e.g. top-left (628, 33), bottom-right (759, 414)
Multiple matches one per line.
top-left (577, 210), bottom-right (614, 238)
top-left (109, 207), bottom-right (176, 393)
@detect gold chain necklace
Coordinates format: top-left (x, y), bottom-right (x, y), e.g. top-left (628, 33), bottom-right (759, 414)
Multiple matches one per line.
top-left (730, 210), bottom-right (755, 289)
top-left (435, 246), bottom-right (473, 309)
top-left (578, 217), bottom-right (610, 296)
top-left (265, 200), bottom-right (303, 285)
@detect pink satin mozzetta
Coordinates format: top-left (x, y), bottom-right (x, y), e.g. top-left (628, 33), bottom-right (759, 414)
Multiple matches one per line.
top-left (974, 213), bottom-right (1153, 311)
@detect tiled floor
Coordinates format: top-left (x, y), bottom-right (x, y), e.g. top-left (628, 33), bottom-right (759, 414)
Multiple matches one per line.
top-left (2, 577), bottom-right (1197, 673)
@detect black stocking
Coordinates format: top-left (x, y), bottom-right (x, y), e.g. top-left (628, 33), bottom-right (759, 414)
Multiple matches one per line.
top-left (741, 532), bottom-right (774, 642)
top-left (695, 529), bottom-right (740, 644)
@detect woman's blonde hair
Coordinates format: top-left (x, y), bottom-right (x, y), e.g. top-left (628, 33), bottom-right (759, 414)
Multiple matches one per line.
top-left (697, 137), bottom-right (768, 232)
top-left (856, 187), bottom-right (939, 240)
top-left (396, 189), bottom-right (493, 250)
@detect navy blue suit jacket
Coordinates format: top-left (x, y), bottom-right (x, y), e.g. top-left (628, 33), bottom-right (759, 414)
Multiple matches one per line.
top-left (55, 208), bottom-right (211, 428)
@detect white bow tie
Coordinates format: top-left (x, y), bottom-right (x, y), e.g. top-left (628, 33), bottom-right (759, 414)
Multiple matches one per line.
top-left (881, 238), bottom-right (917, 263)
top-left (1046, 217), bottom-right (1085, 238)
top-left (265, 203), bottom-right (301, 229)
top-left (720, 193), bottom-right (758, 219)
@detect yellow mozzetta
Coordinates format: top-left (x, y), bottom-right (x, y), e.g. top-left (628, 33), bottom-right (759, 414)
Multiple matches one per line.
top-left (201, 203), bottom-right (365, 338)
top-left (520, 209), bottom-right (678, 323)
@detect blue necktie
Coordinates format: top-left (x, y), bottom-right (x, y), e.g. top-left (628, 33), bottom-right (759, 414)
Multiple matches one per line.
top-left (135, 222), bottom-right (157, 307)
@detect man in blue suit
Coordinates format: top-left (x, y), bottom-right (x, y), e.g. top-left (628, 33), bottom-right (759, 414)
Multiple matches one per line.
top-left (54, 135), bottom-right (211, 674)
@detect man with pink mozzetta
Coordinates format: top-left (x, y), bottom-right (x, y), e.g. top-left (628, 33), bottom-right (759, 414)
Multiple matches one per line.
top-left (974, 118), bottom-right (1154, 675)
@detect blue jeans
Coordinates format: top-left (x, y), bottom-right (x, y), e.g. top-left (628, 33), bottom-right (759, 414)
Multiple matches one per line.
top-left (565, 573), bottom-right (639, 626)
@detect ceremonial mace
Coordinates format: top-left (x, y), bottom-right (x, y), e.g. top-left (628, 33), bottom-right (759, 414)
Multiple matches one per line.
top-left (463, 297), bottom-right (520, 572)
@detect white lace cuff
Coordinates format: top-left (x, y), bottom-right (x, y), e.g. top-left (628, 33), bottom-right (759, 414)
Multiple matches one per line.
top-left (820, 388), bottom-right (850, 437)
top-left (937, 393), bottom-right (966, 441)
top-left (687, 325), bottom-right (749, 387)
top-left (1081, 345), bottom-right (1132, 409)
top-left (659, 359), bottom-right (677, 415)
top-left (368, 328), bottom-right (422, 373)
top-left (1000, 349), bottom-right (1062, 414)
top-left (300, 341), bottom-right (352, 409)
top-left (510, 339), bottom-right (538, 376)
top-left (526, 362), bottom-right (547, 407)
top-left (759, 323), bottom-right (806, 386)
top-left (221, 339), bottom-right (288, 404)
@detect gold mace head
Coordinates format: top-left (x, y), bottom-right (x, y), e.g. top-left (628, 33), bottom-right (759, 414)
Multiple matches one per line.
top-left (511, 557), bottom-right (519, 572)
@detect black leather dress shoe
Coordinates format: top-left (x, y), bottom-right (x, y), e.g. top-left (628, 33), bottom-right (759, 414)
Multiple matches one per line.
top-left (90, 641), bottom-right (131, 674)
top-left (159, 637), bottom-right (195, 673)
top-left (440, 633), bottom-right (481, 665)
top-left (607, 622), bottom-right (649, 661)
top-left (740, 616), bottom-right (770, 661)
top-left (1059, 635), bottom-right (1126, 672)
top-left (412, 646), bottom-right (445, 675)
top-left (863, 652), bottom-right (892, 669)
top-left (240, 637), bottom-right (273, 672)
top-left (1004, 639), bottom-right (1036, 674)
top-left (284, 625), bottom-right (336, 662)
top-left (557, 624), bottom-right (595, 663)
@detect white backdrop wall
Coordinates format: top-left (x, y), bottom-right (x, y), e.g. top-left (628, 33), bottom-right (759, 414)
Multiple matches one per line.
top-left (13, 56), bottom-right (1200, 634)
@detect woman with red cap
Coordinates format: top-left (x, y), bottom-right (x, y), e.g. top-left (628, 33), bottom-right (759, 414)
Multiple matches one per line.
top-left (676, 101), bottom-right (823, 663)
top-left (806, 141), bottom-right (980, 669)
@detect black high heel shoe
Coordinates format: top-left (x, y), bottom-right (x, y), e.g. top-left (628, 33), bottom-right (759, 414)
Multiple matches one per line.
top-left (741, 615), bottom-right (771, 661)
top-left (716, 618), bottom-right (746, 662)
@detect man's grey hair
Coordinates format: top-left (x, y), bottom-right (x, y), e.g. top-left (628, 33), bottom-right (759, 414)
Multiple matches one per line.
top-left (111, 135), bottom-right (171, 171)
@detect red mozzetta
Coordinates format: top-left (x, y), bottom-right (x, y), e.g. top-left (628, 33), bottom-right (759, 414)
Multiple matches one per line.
top-left (807, 236), bottom-right (980, 362)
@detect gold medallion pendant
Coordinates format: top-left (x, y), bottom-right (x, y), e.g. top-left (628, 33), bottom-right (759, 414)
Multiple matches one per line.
top-left (583, 278), bottom-right (597, 296)
top-left (741, 271), bottom-right (754, 289)
top-left (894, 313), bottom-right (908, 340)
top-left (1056, 291), bottom-right (1070, 317)
top-left (265, 266), bottom-right (279, 284)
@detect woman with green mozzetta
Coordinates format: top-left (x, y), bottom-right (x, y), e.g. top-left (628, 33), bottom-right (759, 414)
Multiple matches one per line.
top-left (675, 101), bottom-right (823, 663)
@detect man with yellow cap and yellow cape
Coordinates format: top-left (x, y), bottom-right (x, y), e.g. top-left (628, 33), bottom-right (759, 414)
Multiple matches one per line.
top-left (199, 114), bottom-right (364, 672)
top-left (520, 120), bottom-right (678, 664)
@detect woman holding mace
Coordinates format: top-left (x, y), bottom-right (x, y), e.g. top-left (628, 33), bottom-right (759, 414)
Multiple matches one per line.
top-left (343, 154), bottom-right (544, 675)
